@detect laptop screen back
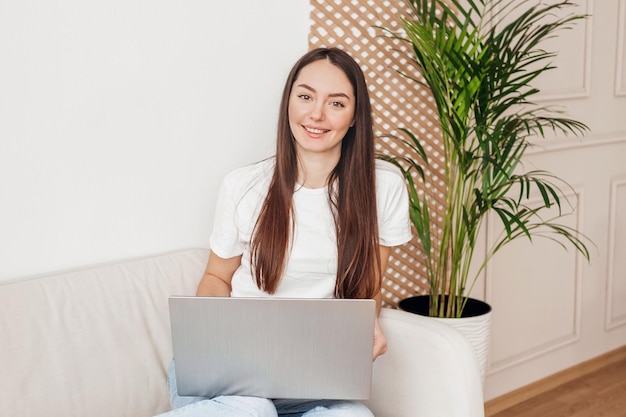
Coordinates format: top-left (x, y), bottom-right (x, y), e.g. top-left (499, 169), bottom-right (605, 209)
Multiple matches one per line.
top-left (169, 296), bottom-right (375, 400)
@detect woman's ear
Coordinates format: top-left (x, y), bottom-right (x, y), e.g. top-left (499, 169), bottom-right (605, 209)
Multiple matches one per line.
top-left (350, 119), bottom-right (355, 127)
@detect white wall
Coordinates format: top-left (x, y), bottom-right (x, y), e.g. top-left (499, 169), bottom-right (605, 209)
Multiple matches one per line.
top-left (0, 0), bottom-right (310, 280)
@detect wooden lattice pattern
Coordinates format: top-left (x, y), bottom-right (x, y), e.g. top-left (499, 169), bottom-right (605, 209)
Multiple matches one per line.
top-left (308, 0), bottom-right (447, 308)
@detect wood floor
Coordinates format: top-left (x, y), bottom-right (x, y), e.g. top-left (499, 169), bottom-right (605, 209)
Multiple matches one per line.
top-left (485, 346), bottom-right (626, 417)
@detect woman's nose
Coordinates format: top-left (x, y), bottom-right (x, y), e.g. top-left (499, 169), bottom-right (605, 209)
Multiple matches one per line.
top-left (309, 103), bottom-right (325, 121)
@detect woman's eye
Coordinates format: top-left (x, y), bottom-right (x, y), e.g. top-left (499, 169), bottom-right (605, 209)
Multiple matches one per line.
top-left (330, 101), bottom-right (345, 108)
top-left (298, 94), bottom-right (312, 101)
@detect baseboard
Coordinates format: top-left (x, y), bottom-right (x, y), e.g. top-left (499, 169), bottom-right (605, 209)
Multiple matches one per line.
top-left (484, 345), bottom-right (626, 416)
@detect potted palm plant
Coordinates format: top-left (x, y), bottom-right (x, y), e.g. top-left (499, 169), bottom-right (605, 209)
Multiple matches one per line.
top-left (378, 0), bottom-right (592, 353)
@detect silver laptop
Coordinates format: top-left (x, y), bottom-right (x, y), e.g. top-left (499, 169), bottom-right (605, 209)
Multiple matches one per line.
top-left (168, 296), bottom-right (375, 400)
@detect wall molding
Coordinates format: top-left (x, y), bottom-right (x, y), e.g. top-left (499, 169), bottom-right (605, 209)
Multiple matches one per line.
top-left (606, 175), bottom-right (626, 330)
top-left (525, 132), bottom-right (626, 155)
top-left (616, 0), bottom-right (626, 96)
top-left (487, 333), bottom-right (581, 375)
top-left (485, 189), bottom-right (585, 374)
top-left (536, 0), bottom-right (594, 101)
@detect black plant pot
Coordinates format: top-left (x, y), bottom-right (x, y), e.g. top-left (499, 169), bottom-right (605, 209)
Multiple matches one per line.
top-left (398, 295), bottom-right (491, 318)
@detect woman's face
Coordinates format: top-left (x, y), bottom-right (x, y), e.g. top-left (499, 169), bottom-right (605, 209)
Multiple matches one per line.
top-left (288, 59), bottom-right (355, 163)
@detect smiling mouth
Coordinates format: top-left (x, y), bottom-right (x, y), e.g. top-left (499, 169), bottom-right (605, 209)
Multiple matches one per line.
top-left (304, 126), bottom-right (330, 134)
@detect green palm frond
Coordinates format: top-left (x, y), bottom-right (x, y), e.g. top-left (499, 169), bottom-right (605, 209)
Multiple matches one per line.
top-left (379, 0), bottom-right (592, 317)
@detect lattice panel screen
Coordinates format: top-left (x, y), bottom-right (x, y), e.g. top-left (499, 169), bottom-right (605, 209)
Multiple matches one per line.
top-left (309, 0), bottom-right (447, 308)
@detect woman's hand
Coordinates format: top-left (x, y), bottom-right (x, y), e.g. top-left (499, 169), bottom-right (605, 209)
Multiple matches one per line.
top-left (372, 245), bottom-right (390, 360)
top-left (373, 317), bottom-right (388, 361)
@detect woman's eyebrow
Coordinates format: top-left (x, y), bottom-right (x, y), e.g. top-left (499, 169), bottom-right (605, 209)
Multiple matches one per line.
top-left (296, 83), bottom-right (351, 99)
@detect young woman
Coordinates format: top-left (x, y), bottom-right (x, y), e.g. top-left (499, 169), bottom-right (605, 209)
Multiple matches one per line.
top-left (158, 47), bottom-right (412, 417)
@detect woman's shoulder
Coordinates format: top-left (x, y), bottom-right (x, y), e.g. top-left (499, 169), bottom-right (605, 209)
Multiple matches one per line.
top-left (222, 157), bottom-right (275, 188)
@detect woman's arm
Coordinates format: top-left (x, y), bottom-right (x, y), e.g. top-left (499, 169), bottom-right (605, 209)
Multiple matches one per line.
top-left (372, 245), bottom-right (391, 360)
top-left (196, 250), bottom-right (242, 297)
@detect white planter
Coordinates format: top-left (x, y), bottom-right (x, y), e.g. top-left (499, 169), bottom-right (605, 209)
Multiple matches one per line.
top-left (399, 296), bottom-right (492, 384)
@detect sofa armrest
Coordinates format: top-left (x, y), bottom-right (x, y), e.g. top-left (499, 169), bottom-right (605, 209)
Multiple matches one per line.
top-left (365, 308), bottom-right (485, 417)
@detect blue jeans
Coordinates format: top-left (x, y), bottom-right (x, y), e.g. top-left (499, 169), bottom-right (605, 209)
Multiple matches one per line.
top-left (154, 361), bottom-right (374, 417)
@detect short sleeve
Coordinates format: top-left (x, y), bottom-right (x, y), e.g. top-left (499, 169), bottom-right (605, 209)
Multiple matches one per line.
top-left (208, 160), bottom-right (274, 259)
top-left (376, 160), bottom-right (413, 247)
top-left (209, 174), bottom-right (246, 258)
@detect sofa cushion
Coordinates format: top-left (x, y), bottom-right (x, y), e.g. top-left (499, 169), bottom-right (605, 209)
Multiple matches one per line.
top-left (0, 248), bottom-right (208, 417)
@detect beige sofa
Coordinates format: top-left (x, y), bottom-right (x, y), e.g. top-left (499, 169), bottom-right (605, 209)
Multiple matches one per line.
top-left (0, 248), bottom-right (484, 417)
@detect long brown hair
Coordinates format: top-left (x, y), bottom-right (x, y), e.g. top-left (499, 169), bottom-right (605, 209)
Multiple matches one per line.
top-left (250, 47), bottom-right (380, 299)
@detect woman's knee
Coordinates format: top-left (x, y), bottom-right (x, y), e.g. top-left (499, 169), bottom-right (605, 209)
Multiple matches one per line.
top-left (213, 396), bottom-right (278, 417)
top-left (167, 361), bottom-right (276, 417)
top-left (348, 402), bottom-right (374, 417)
top-left (303, 401), bottom-right (373, 417)
top-left (167, 360), bottom-right (208, 409)
top-left (333, 402), bottom-right (373, 417)
top-left (162, 396), bottom-right (277, 417)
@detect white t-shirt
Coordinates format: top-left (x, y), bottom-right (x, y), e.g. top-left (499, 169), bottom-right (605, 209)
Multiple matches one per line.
top-left (209, 157), bottom-right (412, 298)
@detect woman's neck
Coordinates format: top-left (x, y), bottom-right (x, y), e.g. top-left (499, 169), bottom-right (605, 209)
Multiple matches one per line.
top-left (297, 152), bottom-right (340, 189)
